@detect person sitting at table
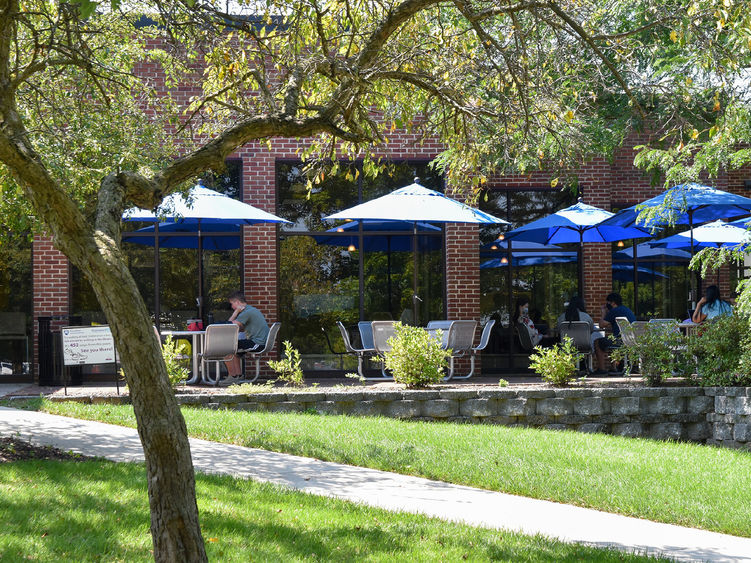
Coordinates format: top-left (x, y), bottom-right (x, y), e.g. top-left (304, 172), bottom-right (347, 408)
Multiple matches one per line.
top-left (557, 296), bottom-right (599, 351)
top-left (594, 292), bottom-right (635, 375)
top-left (692, 285), bottom-right (733, 324)
top-left (513, 297), bottom-right (556, 347)
top-left (224, 290), bottom-right (269, 379)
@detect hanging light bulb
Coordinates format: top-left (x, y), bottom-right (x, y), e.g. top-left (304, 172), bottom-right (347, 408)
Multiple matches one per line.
top-left (336, 228), bottom-right (344, 233)
top-left (500, 256), bottom-right (508, 264)
top-left (617, 240), bottom-right (625, 248)
top-left (490, 245), bottom-right (498, 250)
top-left (498, 234), bottom-right (505, 241)
top-left (347, 244), bottom-right (356, 252)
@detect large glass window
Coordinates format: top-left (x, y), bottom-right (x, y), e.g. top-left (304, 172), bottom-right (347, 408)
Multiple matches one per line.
top-left (0, 233), bottom-right (32, 378)
top-left (277, 161), bottom-right (444, 373)
top-left (479, 189), bottom-right (577, 372)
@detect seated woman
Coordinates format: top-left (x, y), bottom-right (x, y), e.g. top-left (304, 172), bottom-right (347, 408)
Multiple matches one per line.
top-left (692, 285), bottom-right (733, 323)
top-left (556, 295), bottom-right (598, 350)
top-left (513, 297), bottom-right (556, 347)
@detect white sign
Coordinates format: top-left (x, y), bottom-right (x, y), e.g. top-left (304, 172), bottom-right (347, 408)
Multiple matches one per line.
top-left (61, 326), bottom-right (117, 366)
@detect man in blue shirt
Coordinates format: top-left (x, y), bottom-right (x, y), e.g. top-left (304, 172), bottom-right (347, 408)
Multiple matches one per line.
top-left (594, 292), bottom-right (635, 375)
top-left (225, 291), bottom-right (269, 379)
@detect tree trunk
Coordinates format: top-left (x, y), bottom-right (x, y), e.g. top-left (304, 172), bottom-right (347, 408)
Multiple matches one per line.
top-left (83, 254), bottom-right (208, 562)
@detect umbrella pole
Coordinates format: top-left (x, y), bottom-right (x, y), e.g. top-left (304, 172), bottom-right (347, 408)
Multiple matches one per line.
top-left (198, 220), bottom-right (204, 322)
top-left (412, 221), bottom-right (419, 325)
top-left (632, 242), bottom-right (639, 316)
top-left (578, 230), bottom-right (584, 297)
top-left (154, 222), bottom-right (161, 331)
top-left (690, 210), bottom-right (696, 309)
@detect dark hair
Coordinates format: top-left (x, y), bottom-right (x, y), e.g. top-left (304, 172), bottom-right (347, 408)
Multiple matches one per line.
top-left (227, 290), bottom-right (246, 303)
top-left (565, 296), bottom-right (586, 321)
top-left (704, 285), bottom-right (721, 307)
top-left (512, 297), bottom-right (530, 325)
top-left (606, 292), bottom-right (622, 306)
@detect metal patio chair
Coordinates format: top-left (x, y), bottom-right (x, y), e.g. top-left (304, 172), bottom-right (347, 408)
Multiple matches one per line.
top-left (199, 323), bottom-right (239, 385)
top-left (236, 322), bottom-right (282, 383)
top-left (558, 320), bottom-right (594, 374)
top-left (442, 320), bottom-right (478, 380)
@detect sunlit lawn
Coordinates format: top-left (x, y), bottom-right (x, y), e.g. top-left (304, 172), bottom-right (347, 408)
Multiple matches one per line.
top-left (18, 398), bottom-right (751, 538)
top-left (0, 459), bottom-right (665, 562)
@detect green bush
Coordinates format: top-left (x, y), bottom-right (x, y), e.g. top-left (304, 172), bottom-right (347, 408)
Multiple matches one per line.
top-left (161, 335), bottom-right (190, 388)
top-left (611, 323), bottom-right (690, 386)
top-left (384, 322), bottom-right (450, 388)
top-left (268, 341), bottom-right (305, 386)
top-left (687, 314), bottom-right (751, 386)
top-left (528, 336), bottom-right (581, 386)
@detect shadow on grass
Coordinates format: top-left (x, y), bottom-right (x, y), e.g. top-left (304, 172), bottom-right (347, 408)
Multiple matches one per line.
top-left (0, 460), bottom-right (659, 562)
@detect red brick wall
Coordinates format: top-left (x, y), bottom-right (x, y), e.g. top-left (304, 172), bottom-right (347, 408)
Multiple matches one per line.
top-left (32, 235), bottom-right (70, 380)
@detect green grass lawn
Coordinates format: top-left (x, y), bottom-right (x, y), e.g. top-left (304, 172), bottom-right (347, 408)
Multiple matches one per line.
top-left (20, 399), bottom-right (751, 537)
top-left (0, 459), bottom-right (664, 562)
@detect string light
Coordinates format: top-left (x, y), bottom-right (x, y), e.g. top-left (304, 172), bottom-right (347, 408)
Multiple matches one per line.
top-left (617, 240), bottom-right (625, 248)
top-left (336, 228), bottom-right (344, 232)
top-left (500, 256), bottom-right (508, 264)
top-left (498, 234), bottom-right (505, 241)
top-left (347, 244), bottom-right (356, 252)
top-left (490, 245), bottom-right (498, 250)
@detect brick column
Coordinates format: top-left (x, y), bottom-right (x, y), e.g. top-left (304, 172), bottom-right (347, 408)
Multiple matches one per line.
top-left (32, 235), bottom-right (70, 381)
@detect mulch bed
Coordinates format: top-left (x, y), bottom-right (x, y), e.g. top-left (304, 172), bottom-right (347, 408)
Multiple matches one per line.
top-left (0, 437), bottom-right (93, 463)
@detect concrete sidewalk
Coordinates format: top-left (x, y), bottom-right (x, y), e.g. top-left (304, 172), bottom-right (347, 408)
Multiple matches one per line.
top-left (1, 407), bottom-right (750, 562)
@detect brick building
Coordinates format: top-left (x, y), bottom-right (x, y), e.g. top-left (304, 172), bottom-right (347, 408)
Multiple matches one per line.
top-left (13, 126), bottom-right (747, 384)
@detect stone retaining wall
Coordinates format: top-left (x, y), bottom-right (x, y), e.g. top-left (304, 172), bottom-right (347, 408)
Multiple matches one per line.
top-left (45, 385), bottom-right (751, 449)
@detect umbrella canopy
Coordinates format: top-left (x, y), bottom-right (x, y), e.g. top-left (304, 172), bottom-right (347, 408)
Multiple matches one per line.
top-left (313, 220), bottom-right (442, 252)
top-left (503, 200), bottom-right (650, 244)
top-left (502, 200), bottom-right (651, 293)
top-left (649, 220), bottom-right (751, 250)
top-left (324, 182), bottom-right (508, 224)
top-left (123, 185), bottom-right (289, 225)
top-left (122, 222), bottom-right (242, 250)
top-left (598, 183), bottom-right (751, 230)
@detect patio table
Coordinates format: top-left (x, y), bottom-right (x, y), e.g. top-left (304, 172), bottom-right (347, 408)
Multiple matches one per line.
top-left (160, 329), bottom-right (206, 384)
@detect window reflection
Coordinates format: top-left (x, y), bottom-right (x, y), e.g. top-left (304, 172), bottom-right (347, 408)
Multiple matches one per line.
top-left (0, 233), bottom-right (32, 377)
top-left (277, 160), bottom-right (445, 373)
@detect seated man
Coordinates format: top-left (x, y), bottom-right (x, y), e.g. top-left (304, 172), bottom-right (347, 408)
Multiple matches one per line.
top-left (594, 292), bottom-right (635, 375)
top-left (224, 290), bottom-right (270, 379)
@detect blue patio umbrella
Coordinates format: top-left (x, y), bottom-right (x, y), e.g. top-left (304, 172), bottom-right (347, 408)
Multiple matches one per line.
top-left (123, 222), bottom-right (242, 250)
top-left (122, 184), bottom-right (289, 323)
top-left (324, 180), bottom-right (508, 324)
top-left (503, 200), bottom-right (652, 294)
top-left (649, 220), bottom-right (751, 251)
top-left (600, 184), bottom-right (751, 305)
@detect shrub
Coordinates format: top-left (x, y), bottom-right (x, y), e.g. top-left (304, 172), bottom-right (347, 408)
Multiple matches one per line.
top-left (528, 335), bottom-right (581, 386)
top-left (687, 314), bottom-right (751, 386)
top-left (268, 341), bottom-right (305, 386)
top-left (161, 335), bottom-right (190, 388)
top-left (384, 322), bottom-right (450, 388)
top-left (611, 323), bottom-right (690, 386)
